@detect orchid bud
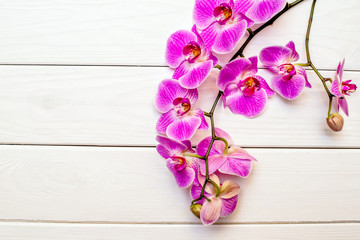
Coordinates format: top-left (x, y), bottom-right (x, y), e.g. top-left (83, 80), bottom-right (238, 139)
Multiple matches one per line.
top-left (326, 113), bottom-right (344, 132)
top-left (190, 203), bottom-right (202, 218)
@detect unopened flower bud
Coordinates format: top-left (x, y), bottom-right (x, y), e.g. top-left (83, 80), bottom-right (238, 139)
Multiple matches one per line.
top-left (326, 113), bottom-right (344, 132)
top-left (190, 203), bottom-right (202, 218)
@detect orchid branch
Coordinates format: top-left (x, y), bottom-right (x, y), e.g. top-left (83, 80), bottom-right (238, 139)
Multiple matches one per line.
top-left (304, 0), bottom-right (334, 117)
top-left (192, 0), bottom-right (306, 205)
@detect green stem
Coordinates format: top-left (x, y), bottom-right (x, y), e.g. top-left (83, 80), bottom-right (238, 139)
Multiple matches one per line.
top-left (183, 153), bottom-right (206, 160)
top-left (230, 0), bottom-right (305, 61)
top-left (192, 0), bottom-right (307, 206)
top-left (305, 0), bottom-right (334, 116)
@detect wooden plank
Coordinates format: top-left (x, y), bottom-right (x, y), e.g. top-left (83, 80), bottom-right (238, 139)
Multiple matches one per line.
top-left (0, 223), bottom-right (359, 240)
top-left (0, 66), bottom-right (359, 147)
top-left (0, 146), bottom-right (359, 223)
top-left (0, 0), bottom-right (359, 70)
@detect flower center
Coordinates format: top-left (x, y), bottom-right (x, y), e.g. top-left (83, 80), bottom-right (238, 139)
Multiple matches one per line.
top-left (213, 3), bottom-right (232, 24)
top-left (183, 42), bottom-right (201, 61)
top-left (239, 77), bottom-right (261, 96)
top-left (173, 98), bottom-right (191, 116)
top-left (171, 156), bottom-right (187, 172)
top-left (278, 63), bottom-right (296, 78)
top-left (341, 80), bottom-right (357, 95)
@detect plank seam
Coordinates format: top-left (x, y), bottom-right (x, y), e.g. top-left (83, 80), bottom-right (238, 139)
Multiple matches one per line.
top-left (0, 143), bottom-right (358, 150)
top-left (0, 219), bottom-right (359, 225)
top-left (0, 63), bottom-right (358, 72)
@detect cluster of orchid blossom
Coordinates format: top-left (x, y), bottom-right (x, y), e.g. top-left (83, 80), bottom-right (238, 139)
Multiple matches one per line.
top-left (155, 0), bottom-right (356, 225)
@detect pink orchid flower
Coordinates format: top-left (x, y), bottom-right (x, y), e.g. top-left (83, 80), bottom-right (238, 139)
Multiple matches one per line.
top-left (166, 25), bottom-right (218, 89)
top-left (331, 59), bottom-right (357, 116)
top-left (191, 173), bottom-right (240, 225)
top-left (156, 135), bottom-right (197, 188)
top-left (193, 0), bottom-right (254, 54)
top-left (243, 0), bottom-right (287, 24)
top-left (217, 56), bottom-right (274, 117)
top-left (155, 79), bottom-right (208, 141)
top-left (259, 41), bottom-right (311, 100)
top-left (197, 128), bottom-right (256, 177)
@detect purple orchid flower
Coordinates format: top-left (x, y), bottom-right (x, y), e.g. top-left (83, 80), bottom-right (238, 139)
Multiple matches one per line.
top-left (156, 135), bottom-right (197, 188)
top-left (166, 25), bottom-right (218, 89)
top-left (331, 59), bottom-right (357, 116)
top-left (217, 56), bottom-right (274, 117)
top-left (197, 128), bottom-right (256, 177)
top-left (259, 41), bottom-right (312, 100)
top-left (193, 0), bottom-right (254, 54)
top-left (191, 173), bottom-right (240, 225)
top-left (155, 79), bottom-right (208, 141)
top-left (244, 0), bottom-right (287, 24)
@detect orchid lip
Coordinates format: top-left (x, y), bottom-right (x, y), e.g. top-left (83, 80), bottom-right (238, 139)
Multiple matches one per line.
top-left (341, 80), bottom-right (357, 95)
top-left (183, 41), bottom-right (201, 62)
top-left (173, 97), bottom-right (191, 116)
top-left (239, 77), bottom-right (261, 96)
top-left (278, 63), bottom-right (296, 78)
top-left (213, 3), bottom-right (232, 25)
top-left (171, 156), bottom-right (187, 172)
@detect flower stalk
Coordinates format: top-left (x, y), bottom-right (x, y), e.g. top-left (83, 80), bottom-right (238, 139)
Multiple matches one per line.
top-left (192, 0), bottom-right (306, 204)
top-left (304, 0), bottom-right (334, 117)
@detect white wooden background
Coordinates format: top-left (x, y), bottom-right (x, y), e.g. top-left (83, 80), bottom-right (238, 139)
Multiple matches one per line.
top-left (0, 0), bottom-right (359, 239)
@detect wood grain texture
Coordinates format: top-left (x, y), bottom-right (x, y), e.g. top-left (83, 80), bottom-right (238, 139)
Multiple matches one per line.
top-left (0, 223), bottom-right (359, 240)
top-left (0, 146), bottom-right (359, 223)
top-left (0, 0), bottom-right (359, 69)
top-left (0, 66), bottom-right (358, 147)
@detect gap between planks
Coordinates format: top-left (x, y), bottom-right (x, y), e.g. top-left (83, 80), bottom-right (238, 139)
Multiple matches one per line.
top-left (0, 63), bottom-right (358, 73)
top-left (0, 143), bottom-right (359, 150)
top-left (0, 219), bottom-right (359, 225)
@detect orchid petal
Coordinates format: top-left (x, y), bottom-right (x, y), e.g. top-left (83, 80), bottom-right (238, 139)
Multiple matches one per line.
top-left (234, 0), bottom-right (254, 14)
top-left (200, 154), bottom-right (227, 175)
top-left (218, 155), bottom-right (253, 178)
top-left (214, 128), bottom-right (233, 146)
top-left (181, 140), bottom-right (193, 151)
top-left (285, 41), bottom-right (300, 62)
top-left (242, 56), bottom-right (259, 79)
top-left (156, 110), bottom-right (177, 134)
top-left (219, 180), bottom-right (240, 199)
top-left (193, 108), bottom-right (209, 130)
top-left (166, 159), bottom-right (195, 188)
top-left (191, 173), bottom-right (206, 204)
top-left (245, 0), bottom-right (286, 23)
top-left (197, 136), bottom-right (222, 157)
top-left (155, 79), bottom-right (198, 113)
top-left (220, 195), bottom-right (238, 217)
top-left (337, 59), bottom-right (345, 81)
top-left (204, 174), bottom-right (221, 195)
top-left (218, 58), bottom-right (252, 91)
top-left (166, 116), bottom-right (201, 141)
top-left (253, 75), bottom-right (275, 97)
top-left (338, 97), bottom-right (349, 116)
top-left (259, 45), bottom-right (292, 67)
top-left (224, 84), bottom-right (268, 118)
top-left (166, 30), bottom-right (197, 68)
top-left (272, 74), bottom-right (306, 100)
top-left (156, 135), bottom-right (188, 159)
top-left (295, 66), bottom-right (311, 88)
top-left (193, 0), bottom-right (220, 29)
top-left (212, 20), bottom-right (248, 54)
top-left (200, 197), bottom-right (222, 225)
top-left (178, 60), bottom-right (213, 89)
top-left (331, 78), bottom-right (342, 98)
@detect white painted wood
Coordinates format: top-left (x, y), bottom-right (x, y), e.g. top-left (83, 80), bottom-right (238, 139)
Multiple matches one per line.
top-left (0, 146), bottom-right (359, 223)
top-left (0, 0), bottom-right (359, 70)
top-left (0, 223), bottom-right (359, 240)
top-left (0, 66), bottom-right (358, 147)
